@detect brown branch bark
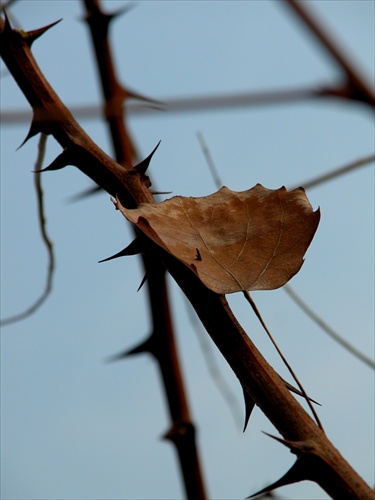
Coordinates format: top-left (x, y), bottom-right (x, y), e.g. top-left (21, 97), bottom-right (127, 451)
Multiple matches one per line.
top-left (81, 1), bottom-right (207, 497)
top-left (2, 81), bottom-right (373, 126)
top-left (1, 15), bottom-right (373, 499)
top-left (284, 0), bottom-right (375, 108)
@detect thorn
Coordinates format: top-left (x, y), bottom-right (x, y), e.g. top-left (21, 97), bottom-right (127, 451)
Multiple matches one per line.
top-left (84, 4), bottom-right (135, 34)
top-left (105, 334), bottom-right (156, 362)
top-left (247, 457), bottom-right (310, 498)
top-left (120, 85), bottom-right (163, 108)
top-left (163, 422), bottom-right (195, 443)
top-left (150, 190), bottom-right (172, 196)
top-left (126, 335), bottom-right (155, 356)
top-left (262, 432), bottom-right (316, 454)
top-left (2, 9), bottom-right (13, 33)
top-left (242, 387), bottom-right (256, 432)
top-left (85, 13), bottom-right (109, 36)
top-left (24, 19), bottom-right (62, 47)
top-left (137, 272), bottom-right (148, 292)
top-left (98, 238), bottom-right (142, 263)
top-left (134, 141), bottom-right (161, 176)
top-left (66, 185), bottom-right (103, 203)
top-left (36, 149), bottom-right (71, 172)
top-left (106, 3), bottom-right (137, 25)
top-left (17, 119), bottom-right (41, 150)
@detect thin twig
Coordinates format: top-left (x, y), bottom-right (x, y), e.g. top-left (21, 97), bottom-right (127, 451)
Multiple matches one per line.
top-left (1, 133), bottom-right (55, 327)
top-left (284, 0), bottom-right (375, 107)
top-left (196, 131), bottom-right (222, 189)
top-left (82, 2), bottom-right (207, 498)
top-left (0, 81), bottom-right (366, 125)
top-left (243, 291), bottom-right (324, 431)
top-left (292, 154), bottom-right (375, 191)
top-left (284, 285), bottom-right (375, 370)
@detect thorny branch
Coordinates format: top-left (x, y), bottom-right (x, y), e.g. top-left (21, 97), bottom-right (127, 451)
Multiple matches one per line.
top-left (82, 1), bottom-right (207, 497)
top-left (0, 11), bottom-right (373, 500)
top-left (2, 82), bottom-right (373, 126)
top-left (284, 0), bottom-right (375, 108)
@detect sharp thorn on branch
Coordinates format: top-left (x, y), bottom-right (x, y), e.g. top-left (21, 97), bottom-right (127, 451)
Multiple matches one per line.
top-left (84, 4), bottom-right (135, 33)
top-left (66, 185), bottom-right (103, 203)
top-left (34, 149), bottom-right (71, 172)
top-left (98, 238), bottom-right (142, 263)
top-left (242, 387), bottom-right (256, 432)
top-left (137, 272), bottom-right (148, 292)
top-left (120, 85), bottom-right (164, 108)
top-left (262, 432), bottom-right (316, 454)
top-left (162, 422), bottom-right (195, 443)
top-left (25, 19), bottom-right (62, 47)
top-left (126, 334), bottom-right (156, 357)
top-left (105, 334), bottom-right (156, 362)
top-left (85, 12), bottom-right (112, 35)
top-left (17, 119), bottom-right (41, 150)
top-left (134, 140), bottom-right (161, 175)
top-left (247, 457), bottom-right (310, 498)
top-left (2, 8), bottom-right (13, 34)
top-left (150, 190), bottom-right (173, 196)
top-left (109, 3), bottom-right (137, 21)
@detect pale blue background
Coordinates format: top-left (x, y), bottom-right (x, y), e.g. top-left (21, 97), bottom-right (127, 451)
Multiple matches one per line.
top-left (1, 1), bottom-right (374, 499)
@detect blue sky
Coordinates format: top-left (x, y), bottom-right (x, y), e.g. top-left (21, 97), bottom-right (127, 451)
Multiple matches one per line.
top-left (1, 1), bottom-right (374, 499)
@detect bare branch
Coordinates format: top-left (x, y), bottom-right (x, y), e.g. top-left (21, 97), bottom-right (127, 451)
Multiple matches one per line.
top-left (2, 82), bottom-right (372, 126)
top-left (82, 1), bottom-right (207, 497)
top-left (1, 14), bottom-right (373, 498)
top-left (292, 154), bottom-right (375, 191)
top-left (284, 0), bottom-right (375, 107)
top-left (284, 285), bottom-right (375, 371)
top-left (1, 133), bottom-right (55, 327)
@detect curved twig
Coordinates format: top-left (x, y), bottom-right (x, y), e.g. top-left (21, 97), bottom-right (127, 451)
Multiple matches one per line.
top-left (243, 291), bottom-right (324, 431)
top-left (82, 2), bottom-right (207, 497)
top-left (292, 154), bottom-right (375, 191)
top-left (1, 133), bottom-right (55, 327)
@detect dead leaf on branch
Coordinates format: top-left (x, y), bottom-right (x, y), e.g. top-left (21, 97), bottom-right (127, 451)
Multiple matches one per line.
top-left (117, 184), bottom-right (320, 294)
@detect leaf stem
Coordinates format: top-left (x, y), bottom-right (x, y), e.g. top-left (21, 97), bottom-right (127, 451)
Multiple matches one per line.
top-left (243, 290), bottom-right (324, 431)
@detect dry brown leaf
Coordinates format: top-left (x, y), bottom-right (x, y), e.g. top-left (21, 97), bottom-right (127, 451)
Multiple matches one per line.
top-left (117, 184), bottom-right (320, 294)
